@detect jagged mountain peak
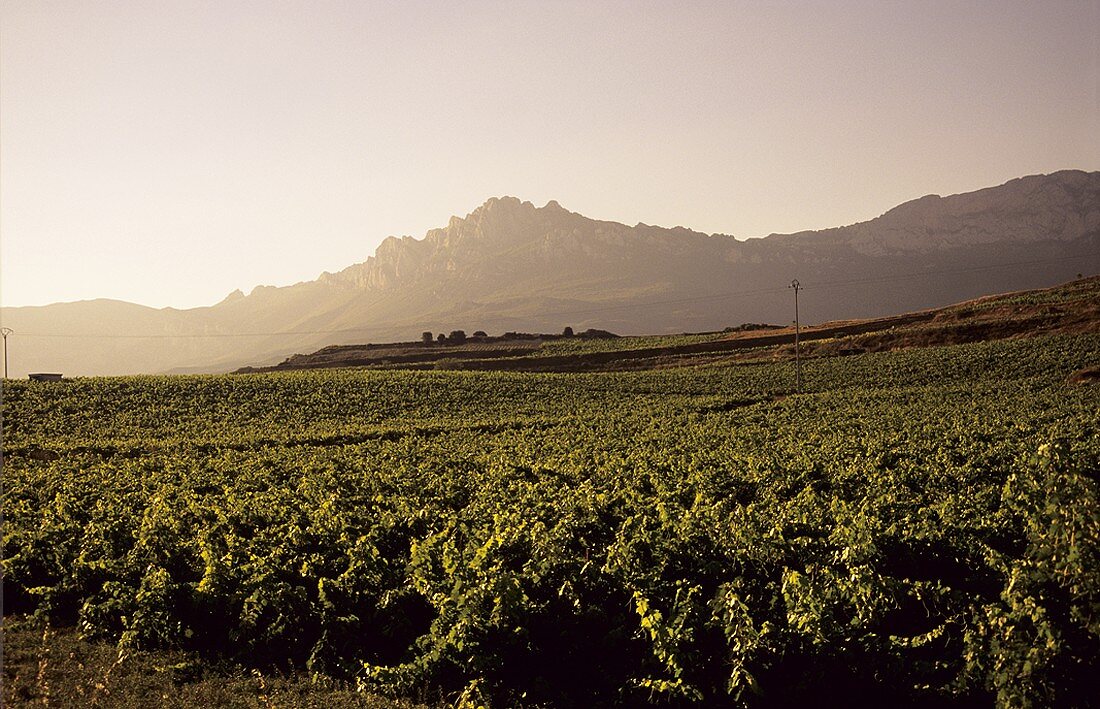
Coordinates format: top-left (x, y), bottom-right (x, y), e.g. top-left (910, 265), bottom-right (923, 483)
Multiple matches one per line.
top-left (322, 194), bottom-right (691, 291)
top-left (458, 195), bottom-right (578, 223)
top-left (422, 196), bottom-right (588, 254)
top-left (476, 195), bottom-right (530, 211)
top-left (317, 197), bottom-right (559, 290)
top-left (4, 170), bottom-right (1095, 376)
top-left (217, 289), bottom-right (246, 305)
top-left (321, 170), bottom-right (1100, 292)
top-left (460, 195), bottom-right (574, 227)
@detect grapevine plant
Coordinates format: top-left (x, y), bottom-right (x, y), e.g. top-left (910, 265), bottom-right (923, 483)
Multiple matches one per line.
top-left (3, 334), bottom-right (1098, 706)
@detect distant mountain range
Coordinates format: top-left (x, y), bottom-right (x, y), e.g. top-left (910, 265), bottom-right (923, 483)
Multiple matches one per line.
top-left (2, 170), bottom-right (1097, 377)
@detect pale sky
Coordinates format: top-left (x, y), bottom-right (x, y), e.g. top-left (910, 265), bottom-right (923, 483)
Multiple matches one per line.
top-left (2, 0), bottom-right (1098, 309)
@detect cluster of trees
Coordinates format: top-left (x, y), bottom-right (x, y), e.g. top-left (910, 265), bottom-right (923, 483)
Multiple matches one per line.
top-left (422, 330), bottom-right (469, 344)
top-left (422, 330), bottom-right (486, 345)
top-left (422, 327), bottom-right (578, 345)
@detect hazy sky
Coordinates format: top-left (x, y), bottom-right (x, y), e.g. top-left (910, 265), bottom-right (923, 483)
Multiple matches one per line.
top-left (2, 1), bottom-right (1098, 309)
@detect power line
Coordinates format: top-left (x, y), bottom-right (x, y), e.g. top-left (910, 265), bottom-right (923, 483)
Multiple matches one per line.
top-left (10, 254), bottom-right (1089, 340)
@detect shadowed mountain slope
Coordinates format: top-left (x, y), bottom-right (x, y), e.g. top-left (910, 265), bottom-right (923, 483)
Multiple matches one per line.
top-left (242, 275), bottom-right (1100, 374)
top-left (2, 170), bottom-right (1096, 376)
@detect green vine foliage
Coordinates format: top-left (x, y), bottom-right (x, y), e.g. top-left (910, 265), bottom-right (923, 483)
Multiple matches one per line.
top-left (3, 333), bottom-right (1098, 706)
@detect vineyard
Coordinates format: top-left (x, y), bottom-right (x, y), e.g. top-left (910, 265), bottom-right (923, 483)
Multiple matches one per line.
top-left (3, 332), bottom-right (1099, 706)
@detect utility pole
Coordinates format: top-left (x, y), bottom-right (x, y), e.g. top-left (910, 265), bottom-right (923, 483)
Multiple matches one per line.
top-left (1, 328), bottom-right (11, 379)
top-left (788, 280), bottom-right (801, 392)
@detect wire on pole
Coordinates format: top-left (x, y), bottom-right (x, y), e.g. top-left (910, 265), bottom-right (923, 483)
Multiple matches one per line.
top-left (788, 280), bottom-right (801, 392)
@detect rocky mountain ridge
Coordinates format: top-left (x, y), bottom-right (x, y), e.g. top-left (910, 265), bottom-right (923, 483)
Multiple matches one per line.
top-left (307, 170), bottom-right (1098, 299)
top-left (767, 170), bottom-right (1099, 255)
top-left (2, 170), bottom-right (1096, 376)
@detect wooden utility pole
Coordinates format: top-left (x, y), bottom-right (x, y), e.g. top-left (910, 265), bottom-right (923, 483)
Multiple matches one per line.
top-left (788, 281), bottom-right (801, 392)
top-left (1, 328), bottom-right (11, 379)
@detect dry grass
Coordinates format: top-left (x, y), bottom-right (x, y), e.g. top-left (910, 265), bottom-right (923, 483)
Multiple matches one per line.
top-left (2, 616), bottom-right (431, 709)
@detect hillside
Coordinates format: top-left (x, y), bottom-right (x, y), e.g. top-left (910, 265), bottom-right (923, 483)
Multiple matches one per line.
top-left (2, 170), bottom-right (1096, 377)
top-left (240, 276), bottom-right (1100, 373)
top-left (5, 321), bottom-right (1098, 706)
